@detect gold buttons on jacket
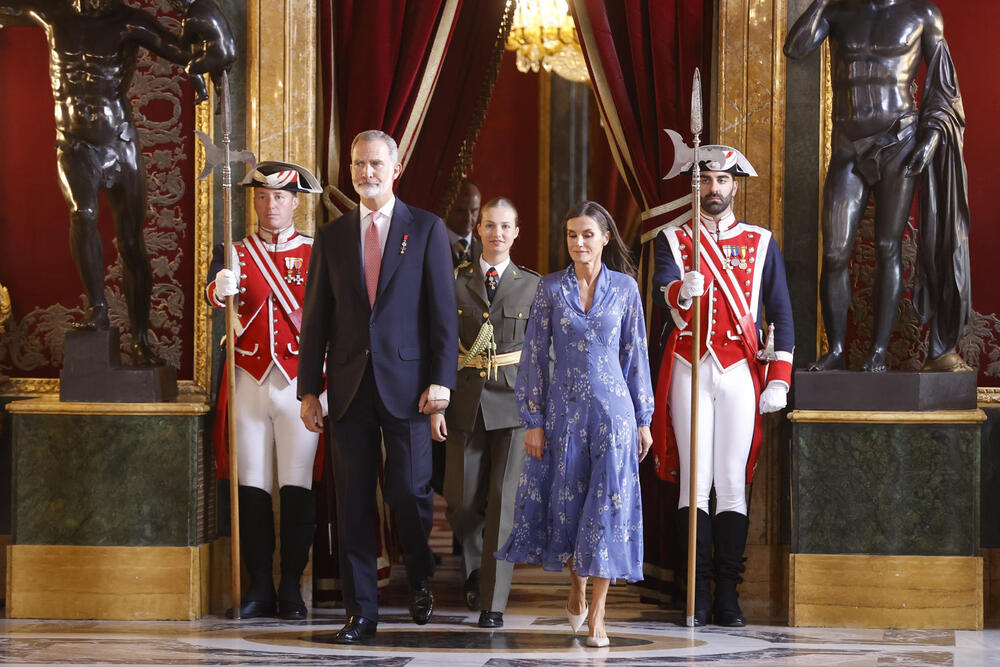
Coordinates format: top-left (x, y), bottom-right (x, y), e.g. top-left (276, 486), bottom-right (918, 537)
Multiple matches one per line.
top-left (479, 371), bottom-right (486, 378)
top-left (483, 312), bottom-right (489, 319)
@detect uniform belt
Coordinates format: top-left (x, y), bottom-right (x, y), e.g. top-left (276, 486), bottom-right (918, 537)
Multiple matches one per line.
top-left (460, 349), bottom-right (521, 370)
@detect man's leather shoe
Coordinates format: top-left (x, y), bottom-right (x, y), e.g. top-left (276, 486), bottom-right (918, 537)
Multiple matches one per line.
top-left (277, 599), bottom-right (307, 620)
top-left (410, 579), bottom-right (434, 625)
top-left (334, 616), bottom-right (377, 644)
top-left (225, 599), bottom-right (276, 619)
top-left (478, 611), bottom-right (503, 628)
top-left (464, 569), bottom-right (481, 611)
top-left (714, 610), bottom-right (746, 627)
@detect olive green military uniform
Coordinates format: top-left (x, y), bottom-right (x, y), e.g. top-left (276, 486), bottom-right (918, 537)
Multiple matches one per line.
top-left (444, 260), bottom-right (540, 613)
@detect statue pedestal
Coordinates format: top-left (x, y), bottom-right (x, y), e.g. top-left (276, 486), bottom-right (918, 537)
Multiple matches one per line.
top-left (788, 371), bottom-right (985, 629)
top-left (5, 394), bottom-right (212, 620)
top-left (60, 328), bottom-right (177, 403)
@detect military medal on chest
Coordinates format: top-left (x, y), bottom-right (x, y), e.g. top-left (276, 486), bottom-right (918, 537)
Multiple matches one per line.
top-left (284, 256), bottom-right (304, 284)
top-left (722, 244), bottom-right (748, 271)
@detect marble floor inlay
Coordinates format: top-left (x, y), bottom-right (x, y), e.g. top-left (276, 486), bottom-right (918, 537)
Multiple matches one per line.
top-left (2, 505), bottom-right (999, 665)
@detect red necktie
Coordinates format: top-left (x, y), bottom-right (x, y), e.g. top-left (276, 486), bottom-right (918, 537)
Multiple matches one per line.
top-left (364, 211), bottom-right (381, 307)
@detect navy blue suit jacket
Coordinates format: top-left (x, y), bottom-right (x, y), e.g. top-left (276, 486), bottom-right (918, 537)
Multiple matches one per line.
top-left (297, 199), bottom-right (458, 420)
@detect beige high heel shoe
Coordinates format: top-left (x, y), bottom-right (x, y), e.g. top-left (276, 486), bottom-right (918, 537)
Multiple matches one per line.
top-left (586, 606), bottom-right (610, 647)
top-left (566, 601), bottom-right (589, 633)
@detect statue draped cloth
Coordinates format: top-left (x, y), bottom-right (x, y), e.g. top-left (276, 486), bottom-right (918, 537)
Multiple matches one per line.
top-left (914, 39), bottom-right (972, 355)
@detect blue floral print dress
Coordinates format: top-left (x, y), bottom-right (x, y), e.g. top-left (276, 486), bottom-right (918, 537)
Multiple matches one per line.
top-left (496, 264), bottom-right (654, 581)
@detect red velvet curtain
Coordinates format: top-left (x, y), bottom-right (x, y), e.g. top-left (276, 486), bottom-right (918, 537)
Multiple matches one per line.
top-left (396, 0), bottom-right (514, 216)
top-left (319, 0), bottom-right (461, 200)
top-left (571, 1), bottom-right (704, 241)
top-left (570, 0), bottom-right (708, 606)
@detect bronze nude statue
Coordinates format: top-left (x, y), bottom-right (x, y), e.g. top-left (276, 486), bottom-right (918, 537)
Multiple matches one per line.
top-left (0, 0), bottom-right (234, 366)
top-left (785, 0), bottom-right (971, 373)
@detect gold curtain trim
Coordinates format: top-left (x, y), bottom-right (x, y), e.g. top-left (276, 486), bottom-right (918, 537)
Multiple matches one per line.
top-left (437, 0), bottom-right (516, 218)
top-left (399, 0), bottom-right (462, 171)
top-left (640, 209), bottom-right (692, 245)
top-left (325, 5), bottom-right (341, 197)
top-left (570, 0), bottom-right (648, 211)
top-left (640, 193), bottom-right (691, 222)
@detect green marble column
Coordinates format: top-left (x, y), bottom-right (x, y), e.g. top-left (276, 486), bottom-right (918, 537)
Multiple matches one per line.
top-left (791, 410), bottom-right (984, 556)
top-left (9, 395), bottom-right (212, 547)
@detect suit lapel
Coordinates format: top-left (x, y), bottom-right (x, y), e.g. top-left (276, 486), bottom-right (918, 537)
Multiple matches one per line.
top-left (376, 199), bottom-right (412, 303)
top-left (462, 262), bottom-right (489, 310)
top-left (338, 209), bottom-right (366, 304)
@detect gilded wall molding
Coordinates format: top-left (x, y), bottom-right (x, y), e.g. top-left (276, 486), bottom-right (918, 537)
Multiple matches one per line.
top-left (246, 0), bottom-right (320, 236)
top-left (716, 0), bottom-right (787, 243)
top-left (193, 96), bottom-right (214, 393)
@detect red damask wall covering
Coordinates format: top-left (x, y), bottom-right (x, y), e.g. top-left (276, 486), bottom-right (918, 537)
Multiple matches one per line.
top-left (0, 4), bottom-right (196, 381)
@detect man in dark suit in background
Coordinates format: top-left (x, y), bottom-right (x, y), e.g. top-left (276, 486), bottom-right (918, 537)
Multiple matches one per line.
top-left (445, 178), bottom-right (483, 267)
top-left (298, 130), bottom-right (457, 644)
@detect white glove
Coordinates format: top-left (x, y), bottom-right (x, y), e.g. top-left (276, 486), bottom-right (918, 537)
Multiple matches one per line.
top-left (214, 268), bottom-right (238, 297)
top-left (678, 271), bottom-right (705, 301)
top-left (759, 382), bottom-right (788, 414)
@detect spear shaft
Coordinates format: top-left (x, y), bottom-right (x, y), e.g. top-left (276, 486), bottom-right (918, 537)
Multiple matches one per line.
top-left (220, 71), bottom-right (242, 619)
top-left (686, 68), bottom-right (703, 628)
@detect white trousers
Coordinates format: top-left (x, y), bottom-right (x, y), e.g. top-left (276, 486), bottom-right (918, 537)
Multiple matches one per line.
top-left (233, 366), bottom-right (319, 492)
top-left (668, 356), bottom-right (756, 515)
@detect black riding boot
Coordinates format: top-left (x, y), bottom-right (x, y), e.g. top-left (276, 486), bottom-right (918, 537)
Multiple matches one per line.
top-left (230, 485), bottom-right (276, 618)
top-left (674, 507), bottom-right (713, 625)
top-left (277, 485), bottom-right (316, 620)
top-left (712, 511), bottom-right (748, 627)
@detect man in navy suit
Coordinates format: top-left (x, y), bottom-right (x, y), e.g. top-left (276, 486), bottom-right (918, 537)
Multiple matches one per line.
top-left (298, 130), bottom-right (457, 644)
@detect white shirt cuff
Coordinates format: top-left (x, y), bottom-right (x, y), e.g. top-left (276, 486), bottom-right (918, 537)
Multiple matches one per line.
top-left (428, 384), bottom-right (450, 402)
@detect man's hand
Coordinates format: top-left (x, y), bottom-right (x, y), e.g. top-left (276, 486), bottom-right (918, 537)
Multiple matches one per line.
top-left (418, 387), bottom-right (449, 415)
top-left (638, 425), bottom-right (652, 462)
top-left (524, 426), bottom-right (545, 461)
top-left (679, 271), bottom-right (705, 301)
top-left (759, 382), bottom-right (788, 414)
top-left (904, 129), bottom-right (941, 177)
top-left (430, 413), bottom-right (447, 442)
top-left (214, 268), bottom-right (238, 297)
top-left (300, 393), bottom-right (324, 433)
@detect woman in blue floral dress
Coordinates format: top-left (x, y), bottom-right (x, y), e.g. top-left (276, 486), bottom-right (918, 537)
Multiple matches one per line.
top-left (496, 201), bottom-right (654, 646)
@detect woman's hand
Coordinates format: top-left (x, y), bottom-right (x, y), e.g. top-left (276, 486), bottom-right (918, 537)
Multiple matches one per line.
top-left (524, 427), bottom-right (545, 461)
top-left (637, 425), bottom-right (652, 462)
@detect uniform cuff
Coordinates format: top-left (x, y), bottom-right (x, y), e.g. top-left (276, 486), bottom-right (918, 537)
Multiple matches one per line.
top-left (206, 282), bottom-right (226, 308)
top-left (765, 352), bottom-right (793, 387)
top-left (664, 280), bottom-right (690, 310)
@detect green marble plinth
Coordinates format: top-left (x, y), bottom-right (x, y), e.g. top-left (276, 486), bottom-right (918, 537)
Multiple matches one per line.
top-left (9, 395), bottom-right (213, 547)
top-left (791, 411), bottom-right (984, 556)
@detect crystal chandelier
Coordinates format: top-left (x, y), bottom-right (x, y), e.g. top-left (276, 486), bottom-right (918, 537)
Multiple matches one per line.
top-left (504, 0), bottom-right (590, 83)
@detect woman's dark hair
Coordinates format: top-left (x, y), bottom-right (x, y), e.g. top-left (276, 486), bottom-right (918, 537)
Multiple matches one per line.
top-left (561, 200), bottom-right (637, 277)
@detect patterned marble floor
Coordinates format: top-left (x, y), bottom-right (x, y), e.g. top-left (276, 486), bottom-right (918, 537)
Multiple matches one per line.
top-left (4, 562), bottom-right (1000, 666)
top-left (3, 501), bottom-right (999, 666)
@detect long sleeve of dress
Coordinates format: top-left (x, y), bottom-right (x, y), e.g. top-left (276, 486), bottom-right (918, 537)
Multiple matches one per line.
top-left (515, 280), bottom-right (552, 430)
top-left (619, 278), bottom-right (655, 427)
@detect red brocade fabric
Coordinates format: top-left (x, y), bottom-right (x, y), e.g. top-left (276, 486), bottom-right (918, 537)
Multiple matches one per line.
top-left (0, 6), bottom-right (196, 380)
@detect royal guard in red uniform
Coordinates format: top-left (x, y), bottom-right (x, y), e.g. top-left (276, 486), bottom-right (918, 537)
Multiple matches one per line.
top-left (207, 160), bottom-right (323, 619)
top-left (650, 146), bottom-right (794, 626)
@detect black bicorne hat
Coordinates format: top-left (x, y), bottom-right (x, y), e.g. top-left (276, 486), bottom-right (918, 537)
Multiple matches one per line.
top-left (239, 160), bottom-right (323, 193)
